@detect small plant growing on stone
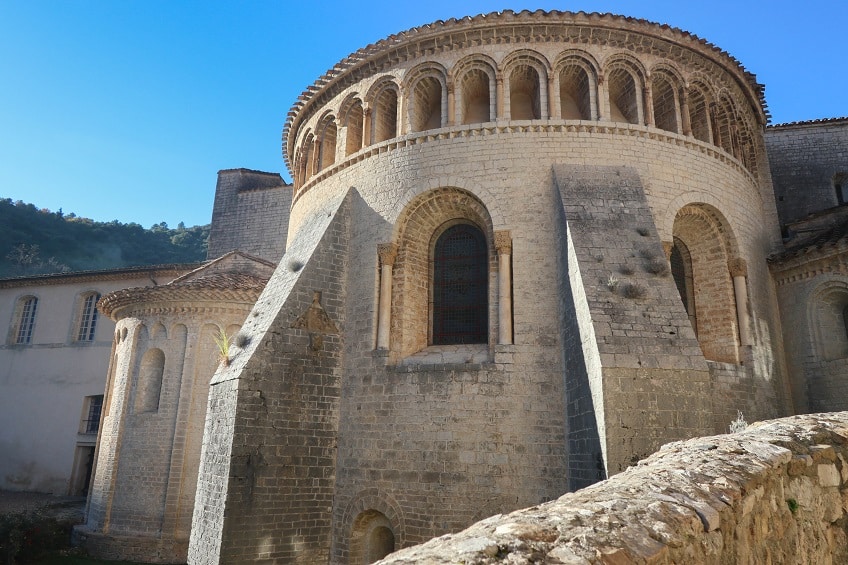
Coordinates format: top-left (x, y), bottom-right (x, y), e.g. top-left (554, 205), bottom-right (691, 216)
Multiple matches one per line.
top-left (287, 258), bottom-right (304, 272)
top-left (606, 274), bottom-right (620, 291)
top-left (619, 265), bottom-right (634, 275)
top-left (729, 410), bottom-right (748, 433)
top-left (234, 331), bottom-right (251, 348)
top-left (786, 498), bottom-right (799, 514)
top-left (636, 227), bottom-right (649, 236)
top-left (594, 254), bottom-right (604, 262)
top-left (645, 258), bottom-right (670, 276)
top-left (213, 328), bottom-right (232, 366)
top-left (621, 282), bottom-right (646, 299)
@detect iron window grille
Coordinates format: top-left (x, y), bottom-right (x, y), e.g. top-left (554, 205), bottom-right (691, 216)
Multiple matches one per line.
top-left (432, 224), bottom-right (488, 345)
top-left (15, 297), bottom-right (38, 344)
top-left (82, 395), bottom-right (103, 435)
top-left (77, 293), bottom-right (100, 341)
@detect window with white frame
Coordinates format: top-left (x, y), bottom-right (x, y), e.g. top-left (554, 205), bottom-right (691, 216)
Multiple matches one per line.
top-left (14, 296), bottom-right (38, 344)
top-left (77, 293), bottom-right (101, 342)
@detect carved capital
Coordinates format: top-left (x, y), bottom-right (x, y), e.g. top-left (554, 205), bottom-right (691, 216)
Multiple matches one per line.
top-left (728, 257), bottom-right (748, 277)
top-left (377, 243), bottom-right (398, 266)
top-left (662, 241), bottom-right (673, 259)
top-left (494, 230), bottom-right (512, 255)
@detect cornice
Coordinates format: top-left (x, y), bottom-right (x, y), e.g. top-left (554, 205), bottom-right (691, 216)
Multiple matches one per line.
top-left (0, 263), bottom-right (200, 289)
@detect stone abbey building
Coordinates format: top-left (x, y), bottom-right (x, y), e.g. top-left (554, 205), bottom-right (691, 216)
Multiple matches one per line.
top-left (65, 10), bottom-right (848, 564)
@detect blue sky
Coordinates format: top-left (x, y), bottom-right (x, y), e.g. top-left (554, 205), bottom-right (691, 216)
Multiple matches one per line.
top-left (1, 1), bottom-right (844, 228)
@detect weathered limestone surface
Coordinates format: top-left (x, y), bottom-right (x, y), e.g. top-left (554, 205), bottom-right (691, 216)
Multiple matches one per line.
top-left (380, 412), bottom-right (848, 564)
top-left (188, 191), bottom-right (352, 564)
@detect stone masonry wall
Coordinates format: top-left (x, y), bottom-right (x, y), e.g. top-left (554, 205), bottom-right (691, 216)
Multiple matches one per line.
top-left (188, 192), bottom-right (351, 564)
top-left (206, 169), bottom-right (292, 263)
top-left (379, 412), bottom-right (848, 564)
top-left (766, 119), bottom-right (848, 225)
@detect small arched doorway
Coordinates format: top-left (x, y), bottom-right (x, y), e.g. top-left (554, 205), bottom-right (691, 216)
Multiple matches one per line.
top-left (350, 509), bottom-right (396, 564)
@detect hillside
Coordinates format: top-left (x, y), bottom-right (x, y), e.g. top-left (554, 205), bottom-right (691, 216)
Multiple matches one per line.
top-left (0, 198), bottom-right (209, 278)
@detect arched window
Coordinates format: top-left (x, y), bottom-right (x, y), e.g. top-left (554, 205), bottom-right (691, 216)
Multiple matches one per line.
top-left (509, 65), bottom-right (541, 120)
top-left (651, 71), bottom-right (679, 133)
top-left (607, 67), bottom-right (640, 124)
top-left (372, 87), bottom-right (398, 143)
top-left (13, 296), bottom-right (38, 344)
top-left (432, 224), bottom-right (488, 345)
top-left (687, 84), bottom-right (712, 143)
top-left (559, 63), bottom-right (593, 120)
top-left (410, 76), bottom-right (443, 132)
top-left (342, 98), bottom-right (364, 156)
top-left (670, 238), bottom-right (696, 333)
top-left (461, 69), bottom-right (492, 124)
top-left (317, 117), bottom-right (337, 171)
top-left (77, 292), bottom-right (101, 342)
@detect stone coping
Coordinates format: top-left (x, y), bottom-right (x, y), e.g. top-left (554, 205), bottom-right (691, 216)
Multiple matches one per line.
top-left (379, 412), bottom-right (848, 564)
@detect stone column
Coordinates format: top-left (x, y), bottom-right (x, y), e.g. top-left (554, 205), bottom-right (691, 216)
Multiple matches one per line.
top-left (597, 73), bottom-right (608, 121)
top-left (445, 80), bottom-right (453, 126)
top-left (546, 74), bottom-right (556, 119)
top-left (334, 116), bottom-right (346, 164)
top-left (495, 231), bottom-right (513, 345)
top-left (643, 83), bottom-right (654, 127)
top-left (681, 89), bottom-right (692, 137)
top-left (362, 105), bottom-right (372, 148)
top-left (551, 72), bottom-right (562, 120)
top-left (376, 243), bottom-right (398, 350)
top-left (729, 258), bottom-right (751, 347)
top-left (496, 75), bottom-right (505, 120)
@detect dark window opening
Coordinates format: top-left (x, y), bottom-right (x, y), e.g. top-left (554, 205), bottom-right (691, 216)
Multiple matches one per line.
top-left (432, 224), bottom-right (488, 345)
top-left (670, 239), bottom-right (697, 334)
top-left (83, 395), bottom-right (104, 434)
top-left (843, 304), bottom-right (848, 340)
top-left (837, 183), bottom-right (847, 205)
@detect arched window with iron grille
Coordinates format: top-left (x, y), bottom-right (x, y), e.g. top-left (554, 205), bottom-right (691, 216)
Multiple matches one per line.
top-left (432, 223), bottom-right (488, 345)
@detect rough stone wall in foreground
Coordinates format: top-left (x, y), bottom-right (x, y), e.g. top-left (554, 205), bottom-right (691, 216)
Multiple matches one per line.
top-left (379, 412), bottom-right (848, 564)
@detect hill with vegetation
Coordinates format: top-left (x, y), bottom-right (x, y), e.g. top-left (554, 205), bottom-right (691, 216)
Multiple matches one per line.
top-left (0, 198), bottom-right (209, 278)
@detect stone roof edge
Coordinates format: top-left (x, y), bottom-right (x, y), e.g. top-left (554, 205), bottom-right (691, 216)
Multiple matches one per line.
top-left (767, 116), bottom-right (848, 129)
top-left (0, 263), bottom-right (202, 289)
top-left (98, 276), bottom-right (267, 320)
top-left (281, 9), bottom-right (768, 173)
top-left (169, 250), bottom-right (276, 284)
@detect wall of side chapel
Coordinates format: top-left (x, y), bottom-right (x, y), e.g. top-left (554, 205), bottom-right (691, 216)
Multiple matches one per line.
top-left (766, 120), bottom-right (848, 225)
top-left (81, 306), bottom-right (251, 564)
